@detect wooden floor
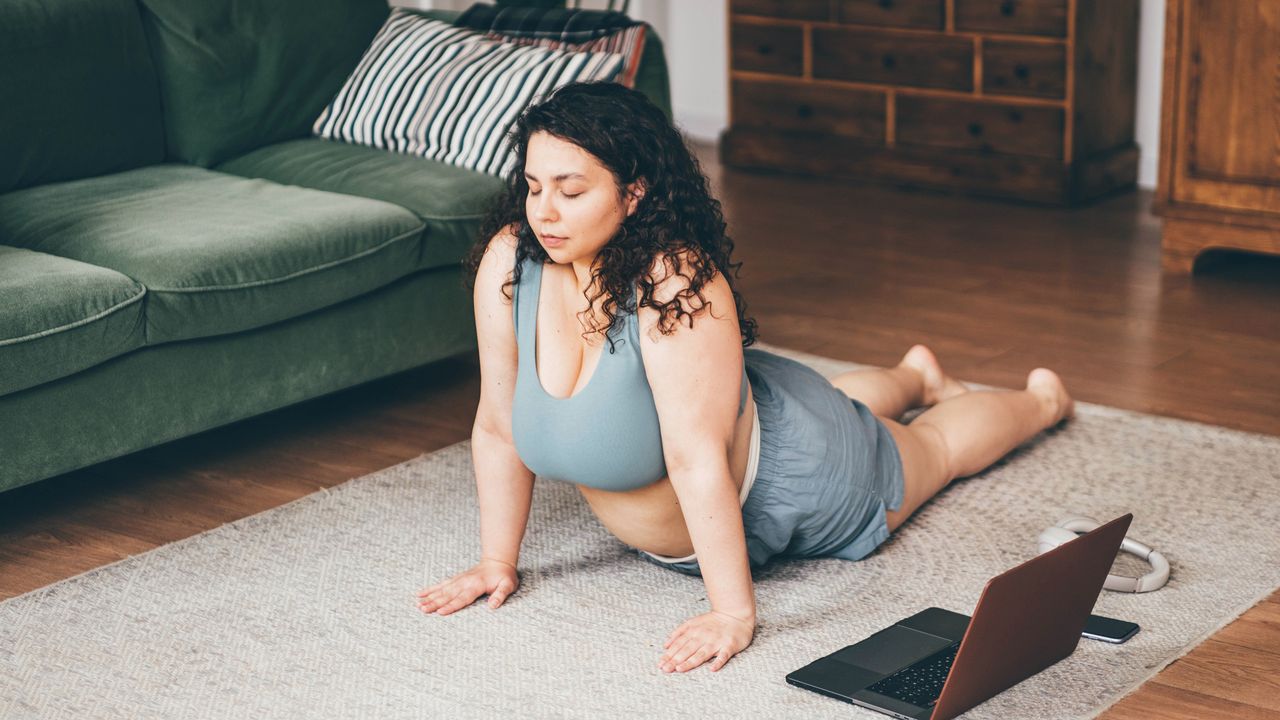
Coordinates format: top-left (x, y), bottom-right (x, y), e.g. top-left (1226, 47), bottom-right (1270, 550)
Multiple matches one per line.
top-left (3, 142), bottom-right (1278, 717)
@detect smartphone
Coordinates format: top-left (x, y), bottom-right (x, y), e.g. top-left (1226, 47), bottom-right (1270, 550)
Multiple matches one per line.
top-left (1082, 614), bottom-right (1140, 643)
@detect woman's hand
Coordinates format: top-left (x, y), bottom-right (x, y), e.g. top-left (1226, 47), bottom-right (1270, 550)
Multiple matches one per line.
top-left (659, 610), bottom-right (755, 673)
top-left (416, 558), bottom-right (519, 615)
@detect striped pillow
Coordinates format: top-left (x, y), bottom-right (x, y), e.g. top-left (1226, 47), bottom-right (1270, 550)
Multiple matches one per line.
top-left (481, 25), bottom-right (647, 89)
top-left (313, 10), bottom-right (625, 177)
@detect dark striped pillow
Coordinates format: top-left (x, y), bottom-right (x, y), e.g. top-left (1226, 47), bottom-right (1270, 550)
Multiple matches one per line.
top-left (313, 10), bottom-right (624, 177)
top-left (481, 25), bottom-right (646, 89)
top-left (454, 4), bottom-right (648, 88)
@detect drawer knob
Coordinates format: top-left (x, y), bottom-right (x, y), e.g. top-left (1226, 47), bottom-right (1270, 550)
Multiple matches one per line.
top-left (878, 0), bottom-right (894, 7)
top-left (758, 44), bottom-right (773, 55)
top-left (882, 54), bottom-right (896, 69)
top-left (797, 104), bottom-right (814, 118)
top-left (1008, 109), bottom-right (1023, 122)
top-left (968, 122), bottom-right (984, 136)
top-left (1014, 63), bottom-right (1030, 80)
top-left (1000, 1), bottom-right (1016, 17)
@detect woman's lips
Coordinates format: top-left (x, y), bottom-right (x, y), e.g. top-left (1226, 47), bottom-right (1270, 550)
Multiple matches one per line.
top-left (542, 234), bottom-right (567, 248)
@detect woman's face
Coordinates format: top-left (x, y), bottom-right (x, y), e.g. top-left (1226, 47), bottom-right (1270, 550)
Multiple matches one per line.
top-left (524, 131), bottom-right (643, 266)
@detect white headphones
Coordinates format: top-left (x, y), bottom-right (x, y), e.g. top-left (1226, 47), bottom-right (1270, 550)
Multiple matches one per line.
top-left (1036, 515), bottom-right (1170, 593)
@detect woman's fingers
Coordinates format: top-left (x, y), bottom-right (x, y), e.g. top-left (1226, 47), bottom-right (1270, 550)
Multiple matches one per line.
top-left (419, 589), bottom-right (454, 613)
top-left (659, 636), bottom-right (692, 671)
top-left (416, 583), bottom-right (444, 597)
top-left (663, 627), bottom-right (686, 649)
top-left (418, 563), bottom-right (519, 615)
top-left (435, 590), bottom-right (479, 616)
top-left (675, 646), bottom-right (716, 672)
top-left (487, 577), bottom-right (516, 608)
top-left (421, 582), bottom-right (470, 613)
top-left (668, 639), bottom-right (704, 670)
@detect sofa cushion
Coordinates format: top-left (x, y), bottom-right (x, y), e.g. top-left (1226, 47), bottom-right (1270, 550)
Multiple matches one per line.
top-left (0, 165), bottom-right (425, 345)
top-left (218, 138), bottom-right (505, 270)
top-left (136, 0), bottom-right (390, 167)
top-left (0, 246), bottom-right (146, 398)
top-left (0, 0), bottom-right (165, 194)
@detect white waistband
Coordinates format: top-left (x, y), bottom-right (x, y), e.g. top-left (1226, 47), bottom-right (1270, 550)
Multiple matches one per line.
top-left (643, 398), bottom-right (760, 565)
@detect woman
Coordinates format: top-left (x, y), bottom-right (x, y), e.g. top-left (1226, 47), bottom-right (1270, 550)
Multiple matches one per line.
top-left (415, 82), bottom-right (1073, 675)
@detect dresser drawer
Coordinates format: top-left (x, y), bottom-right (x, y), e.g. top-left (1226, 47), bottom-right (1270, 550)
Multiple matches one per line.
top-left (836, 0), bottom-right (945, 30)
top-left (731, 21), bottom-right (804, 76)
top-left (982, 40), bottom-right (1066, 98)
top-left (730, 0), bottom-right (832, 21)
top-left (732, 78), bottom-right (886, 141)
top-left (813, 27), bottom-right (973, 90)
top-left (955, 0), bottom-right (1068, 37)
top-left (896, 96), bottom-right (1063, 158)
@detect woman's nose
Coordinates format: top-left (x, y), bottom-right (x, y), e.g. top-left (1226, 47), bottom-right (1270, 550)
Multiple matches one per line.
top-left (532, 193), bottom-right (556, 222)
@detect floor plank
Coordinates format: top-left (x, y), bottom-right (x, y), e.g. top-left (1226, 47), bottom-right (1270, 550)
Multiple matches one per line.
top-left (1150, 639), bottom-right (1280, 709)
top-left (1105, 682), bottom-right (1280, 720)
top-left (1, 142), bottom-right (1278, 718)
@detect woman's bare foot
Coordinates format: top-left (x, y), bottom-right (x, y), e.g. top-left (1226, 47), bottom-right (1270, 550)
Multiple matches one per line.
top-left (899, 345), bottom-right (969, 406)
top-left (1026, 368), bottom-right (1075, 426)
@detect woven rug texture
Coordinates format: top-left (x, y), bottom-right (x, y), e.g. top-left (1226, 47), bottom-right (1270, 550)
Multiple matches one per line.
top-left (2, 344), bottom-right (1278, 719)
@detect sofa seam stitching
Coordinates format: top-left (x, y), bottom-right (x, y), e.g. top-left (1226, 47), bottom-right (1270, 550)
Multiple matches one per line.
top-left (145, 225), bottom-right (425, 293)
top-left (0, 288), bottom-right (148, 347)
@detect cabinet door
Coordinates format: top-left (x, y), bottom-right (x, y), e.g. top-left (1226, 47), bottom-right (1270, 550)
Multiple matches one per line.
top-left (1168, 0), bottom-right (1280, 215)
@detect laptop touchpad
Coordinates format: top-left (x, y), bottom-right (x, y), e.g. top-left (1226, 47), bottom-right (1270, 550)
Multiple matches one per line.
top-left (829, 625), bottom-right (954, 675)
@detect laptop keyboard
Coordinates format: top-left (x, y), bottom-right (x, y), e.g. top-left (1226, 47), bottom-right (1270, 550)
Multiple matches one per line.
top-left (866, 642), bottom-right (960, 708)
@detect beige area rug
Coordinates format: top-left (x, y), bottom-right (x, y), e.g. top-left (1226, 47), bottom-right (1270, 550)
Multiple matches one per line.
top-left (3, 344), bottom-right (1279, 719)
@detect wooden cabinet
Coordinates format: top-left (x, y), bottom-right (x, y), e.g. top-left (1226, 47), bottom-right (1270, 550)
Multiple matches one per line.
top-left (1154, 0), bottom-right (1280, 272)
top-left (721, 0), bottom-right (1140, 205)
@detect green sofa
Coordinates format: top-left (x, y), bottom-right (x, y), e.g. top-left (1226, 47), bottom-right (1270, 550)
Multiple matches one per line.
top-left (0, 0), bottom-right (671, 494)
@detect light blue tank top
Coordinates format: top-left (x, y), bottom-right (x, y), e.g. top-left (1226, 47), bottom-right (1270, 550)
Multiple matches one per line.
top-left (510, 256), bottom-right (748, 491)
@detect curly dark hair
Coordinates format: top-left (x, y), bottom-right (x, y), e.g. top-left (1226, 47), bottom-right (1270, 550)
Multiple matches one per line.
top-left (464, 81), bottom-right (757, 350)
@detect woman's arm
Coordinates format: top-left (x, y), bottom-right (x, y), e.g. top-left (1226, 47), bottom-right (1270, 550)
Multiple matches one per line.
top-left (417, 230), bottom-right (534, 615)
top-left (638, 253), bottom-right (756, 672)
top-left (471, 230), bottom-right (535, 569)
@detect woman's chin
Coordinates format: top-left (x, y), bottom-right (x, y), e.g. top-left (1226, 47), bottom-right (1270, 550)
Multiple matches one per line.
top-left (541, 244), bottom-right (573, 262)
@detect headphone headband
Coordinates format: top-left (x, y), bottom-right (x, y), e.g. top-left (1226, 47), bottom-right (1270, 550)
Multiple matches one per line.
top-left (1036, 515), bottom-right (1169, 593)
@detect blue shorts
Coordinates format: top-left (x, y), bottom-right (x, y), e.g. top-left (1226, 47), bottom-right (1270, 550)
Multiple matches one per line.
top-left (639, 348), bottom-right (905, 577)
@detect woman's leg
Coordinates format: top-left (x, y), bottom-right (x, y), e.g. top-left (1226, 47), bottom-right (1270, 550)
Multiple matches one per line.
top-left (829, 345), bottom-right (969, 419)
top-left (879, 369), bottom-right (1074, 531)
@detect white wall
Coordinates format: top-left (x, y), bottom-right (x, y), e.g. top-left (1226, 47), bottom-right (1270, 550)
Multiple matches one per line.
top-left (405, 0), bottom-right (1166, 189)
top-left (1134, 0), bottom-right (1166, 189)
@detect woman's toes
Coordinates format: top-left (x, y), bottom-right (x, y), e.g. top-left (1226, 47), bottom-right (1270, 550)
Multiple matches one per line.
top-left (1027, 368), bottom-right (1074, 424)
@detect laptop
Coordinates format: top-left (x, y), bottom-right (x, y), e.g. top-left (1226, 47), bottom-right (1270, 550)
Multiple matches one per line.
top-left (786, 513), bottom-right (1133, 720)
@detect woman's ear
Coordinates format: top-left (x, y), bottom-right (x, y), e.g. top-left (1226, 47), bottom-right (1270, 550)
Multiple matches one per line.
top-left (625, 179), bottom-right (647, 217)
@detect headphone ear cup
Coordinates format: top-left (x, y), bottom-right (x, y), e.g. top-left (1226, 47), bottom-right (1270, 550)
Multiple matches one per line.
top-left (1103, 573), bottom-right (1139, 593)
top-left (1057, 515), bottom-right (1102, 534)
top-left (1037, 526), bottom-right (1079, 556)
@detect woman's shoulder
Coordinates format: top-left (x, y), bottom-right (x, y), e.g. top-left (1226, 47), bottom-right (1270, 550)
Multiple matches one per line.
top-left (637, 247), bottom-right (737, 341)
top-left (474, 224), bottom-right (526, 304)
top-left (643, 246), bottom-right (730, 308)
top-left (488, 223), bottom-right (521, 265)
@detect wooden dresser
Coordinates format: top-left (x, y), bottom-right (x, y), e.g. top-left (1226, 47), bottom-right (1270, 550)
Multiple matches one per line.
top-left (1154, 0), bottom-right (1280, 272)
top-left (721, 0), bottom-right (1139, 205)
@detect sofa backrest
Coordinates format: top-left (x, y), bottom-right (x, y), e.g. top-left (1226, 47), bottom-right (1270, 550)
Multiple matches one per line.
top-left (0, 0), bottom-right (165, 194)
top-left (136, 0), bottom-right (391, 168)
